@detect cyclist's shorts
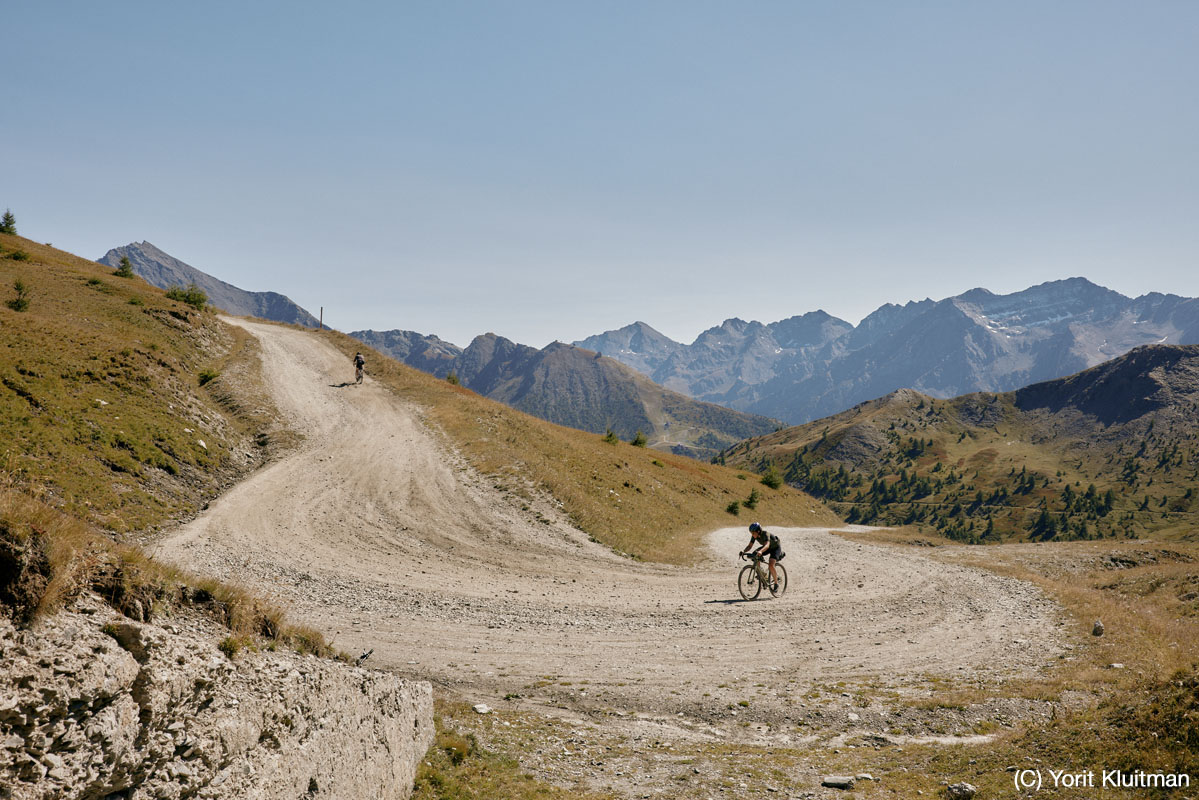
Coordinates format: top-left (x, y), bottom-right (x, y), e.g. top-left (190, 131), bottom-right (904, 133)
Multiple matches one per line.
top-left (765, 543), bottom-right (783, 560)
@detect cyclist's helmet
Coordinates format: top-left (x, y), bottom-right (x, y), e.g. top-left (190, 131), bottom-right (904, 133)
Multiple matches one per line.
top-left (749, 522), bottom-right (761, 533)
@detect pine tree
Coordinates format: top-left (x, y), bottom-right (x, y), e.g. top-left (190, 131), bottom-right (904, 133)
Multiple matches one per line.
top-left (0, 210), bottom-right (15, 235)
top-left (113, 255), bottom-right (134, 278)
top-left (6, 279), bottom-right (29, 312)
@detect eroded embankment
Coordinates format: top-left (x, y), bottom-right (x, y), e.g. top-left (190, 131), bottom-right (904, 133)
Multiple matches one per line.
top-left (0, 593), bottom-right (432, 800)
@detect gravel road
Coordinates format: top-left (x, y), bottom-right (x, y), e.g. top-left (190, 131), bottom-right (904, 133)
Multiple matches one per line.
top-left (157, 320), bottom-right (1064, 739)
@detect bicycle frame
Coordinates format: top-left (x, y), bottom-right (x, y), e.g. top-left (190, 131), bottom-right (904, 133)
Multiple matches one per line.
top-left (737, 552), bottom-right (786, 600)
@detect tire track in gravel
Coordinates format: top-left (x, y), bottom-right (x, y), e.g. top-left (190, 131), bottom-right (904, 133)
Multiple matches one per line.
top-left (157, 319), bottom-right (1065, 735)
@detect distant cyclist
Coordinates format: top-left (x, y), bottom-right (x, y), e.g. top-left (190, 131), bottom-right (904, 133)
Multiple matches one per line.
top-left (740, 522), bottom-right (784, 592)
top-left (353, 352), bottom-right (365, 384)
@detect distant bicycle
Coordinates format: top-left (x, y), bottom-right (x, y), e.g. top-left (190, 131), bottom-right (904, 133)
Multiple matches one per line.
top-left (738, 552), bottom-right (787, 600)
top-left (355, 364), bottom-right (364, 384)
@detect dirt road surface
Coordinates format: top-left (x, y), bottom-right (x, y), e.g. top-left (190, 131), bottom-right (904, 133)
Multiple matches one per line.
top-left (158, 320), bottom-right (1065, 754)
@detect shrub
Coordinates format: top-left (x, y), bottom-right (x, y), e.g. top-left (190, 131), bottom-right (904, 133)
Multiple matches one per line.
top-left (218, 636), bottom-right (242, 659)
top-left (165, 283), bottom-right (208, 310)
top-left (6, 279), bottom-right (29, 312)
top-left (6, 250), bottom-right (29, 262)
top-left (198, 369), bottom-right (220, 386)
top-left (440, 730), bottom-right (476, 766)
top-left (744, 488), bottom-right (760, 509)
top-left (726, 500), bottom-right (740, 515)
top-left (630, 430), bottom-right (648, 447)
top-left (128, 297), bottom-right (144, 306)
top-left (602, 428), bottom-right (619, 445)
top-left (761, 466), bottom-right (783, 490)
top-left (113, 255), bottom-right (134, 278)
top-left (445, 372), bottom-right (459, 385)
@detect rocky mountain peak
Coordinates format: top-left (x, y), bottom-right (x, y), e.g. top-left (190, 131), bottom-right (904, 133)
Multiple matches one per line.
top-left (98, 242), bottom-right (319, 327)
top-left (573, 278), bottom-right (1199, 425)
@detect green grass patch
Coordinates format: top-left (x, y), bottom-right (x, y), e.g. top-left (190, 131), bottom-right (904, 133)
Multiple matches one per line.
top-left (414, 713), bottom-right (615, 800)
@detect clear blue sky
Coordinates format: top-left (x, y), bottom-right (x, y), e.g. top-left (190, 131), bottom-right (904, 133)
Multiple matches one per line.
top-left (6, 1), bottom-right (1198, 347)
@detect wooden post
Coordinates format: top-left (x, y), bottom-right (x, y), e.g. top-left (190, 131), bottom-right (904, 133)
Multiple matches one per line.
top-left (319, 307), bottom-right (323, 330)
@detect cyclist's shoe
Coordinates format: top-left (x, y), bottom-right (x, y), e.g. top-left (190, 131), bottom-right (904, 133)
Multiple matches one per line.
top-left (769, 581), bottom-right (779, 594)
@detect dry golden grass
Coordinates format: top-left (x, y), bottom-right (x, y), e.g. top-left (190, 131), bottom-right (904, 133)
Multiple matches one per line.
top-left (0, 234), bottom-right (324, 652)
top-left (807, 534), bottom-right (1199, 796)
top-left (313, 328), bottom-right (840, 564)
top-left (0, 482), bottom-right (97, 621)
top-left (0, 233), bottom-right (258, 532)
top-left (953, 541), bottom-right (1199, 682)
top-left (0, 478), bottom-right (333, 655)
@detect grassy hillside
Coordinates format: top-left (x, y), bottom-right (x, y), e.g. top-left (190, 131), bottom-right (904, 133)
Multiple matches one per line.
top-left (321, 329), bottom-right (839, 564)
top-left (0, 233), bottom-right (288, 534)
top-left (0, 230), bottom-right (832, 567)
top-left (0, 232), bottom-right (326, 654)
top-left (358, 331), bottom-right (783, 460)
top-left (720, 346), bottom-right (1199, 543)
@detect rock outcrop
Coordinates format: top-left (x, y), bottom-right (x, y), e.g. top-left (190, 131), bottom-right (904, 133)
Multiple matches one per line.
top-left (0, 594), bottom-right (433, 799)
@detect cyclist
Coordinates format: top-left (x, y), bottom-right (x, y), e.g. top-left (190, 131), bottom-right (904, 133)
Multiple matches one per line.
top-left (740, 522), bottom-right (784, 593)
top-left (353, 352), bottom-right (365, 384)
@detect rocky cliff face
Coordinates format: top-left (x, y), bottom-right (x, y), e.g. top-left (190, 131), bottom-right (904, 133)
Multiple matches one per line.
top-left (0, 594), bottom-right (433, 800)
top-left (98, 242), bottom-right (320, 328)
top-left (350, 329), bottom-right (462, 374)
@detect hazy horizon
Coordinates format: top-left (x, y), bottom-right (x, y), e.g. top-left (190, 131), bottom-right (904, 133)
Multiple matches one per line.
top-left (8, 2), bottom-right (1198, 348)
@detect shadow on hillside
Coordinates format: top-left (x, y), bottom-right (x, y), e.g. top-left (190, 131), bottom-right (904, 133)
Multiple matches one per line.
top-left (703, 598), bottom-right (758, 605)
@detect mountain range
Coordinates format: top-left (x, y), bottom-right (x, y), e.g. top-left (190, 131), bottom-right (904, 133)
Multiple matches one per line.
top-left (574, 278), bottom-right (1199, 424)
top-left (98, 241), bottom-right (319, 327)
top-left (720, 344), bottom-right (1199, 542)
top-left (350, 329), bottom-right (780, 459)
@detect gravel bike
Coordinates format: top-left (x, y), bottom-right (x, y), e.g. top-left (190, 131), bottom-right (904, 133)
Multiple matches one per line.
top-left (738, 552), bottom-right (787, 600)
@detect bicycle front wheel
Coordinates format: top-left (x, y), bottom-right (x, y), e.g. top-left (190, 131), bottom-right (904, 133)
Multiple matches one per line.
top-left (738, 564), bottom-right (762, 601)
top-left (769, 563), bottom-right (788, 597)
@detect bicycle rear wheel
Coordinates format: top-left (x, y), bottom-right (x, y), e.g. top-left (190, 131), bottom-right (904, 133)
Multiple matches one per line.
top-left (768, 563), bottom-right (788, 597)
top-left (738, 564), bottom-right (762, 600)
